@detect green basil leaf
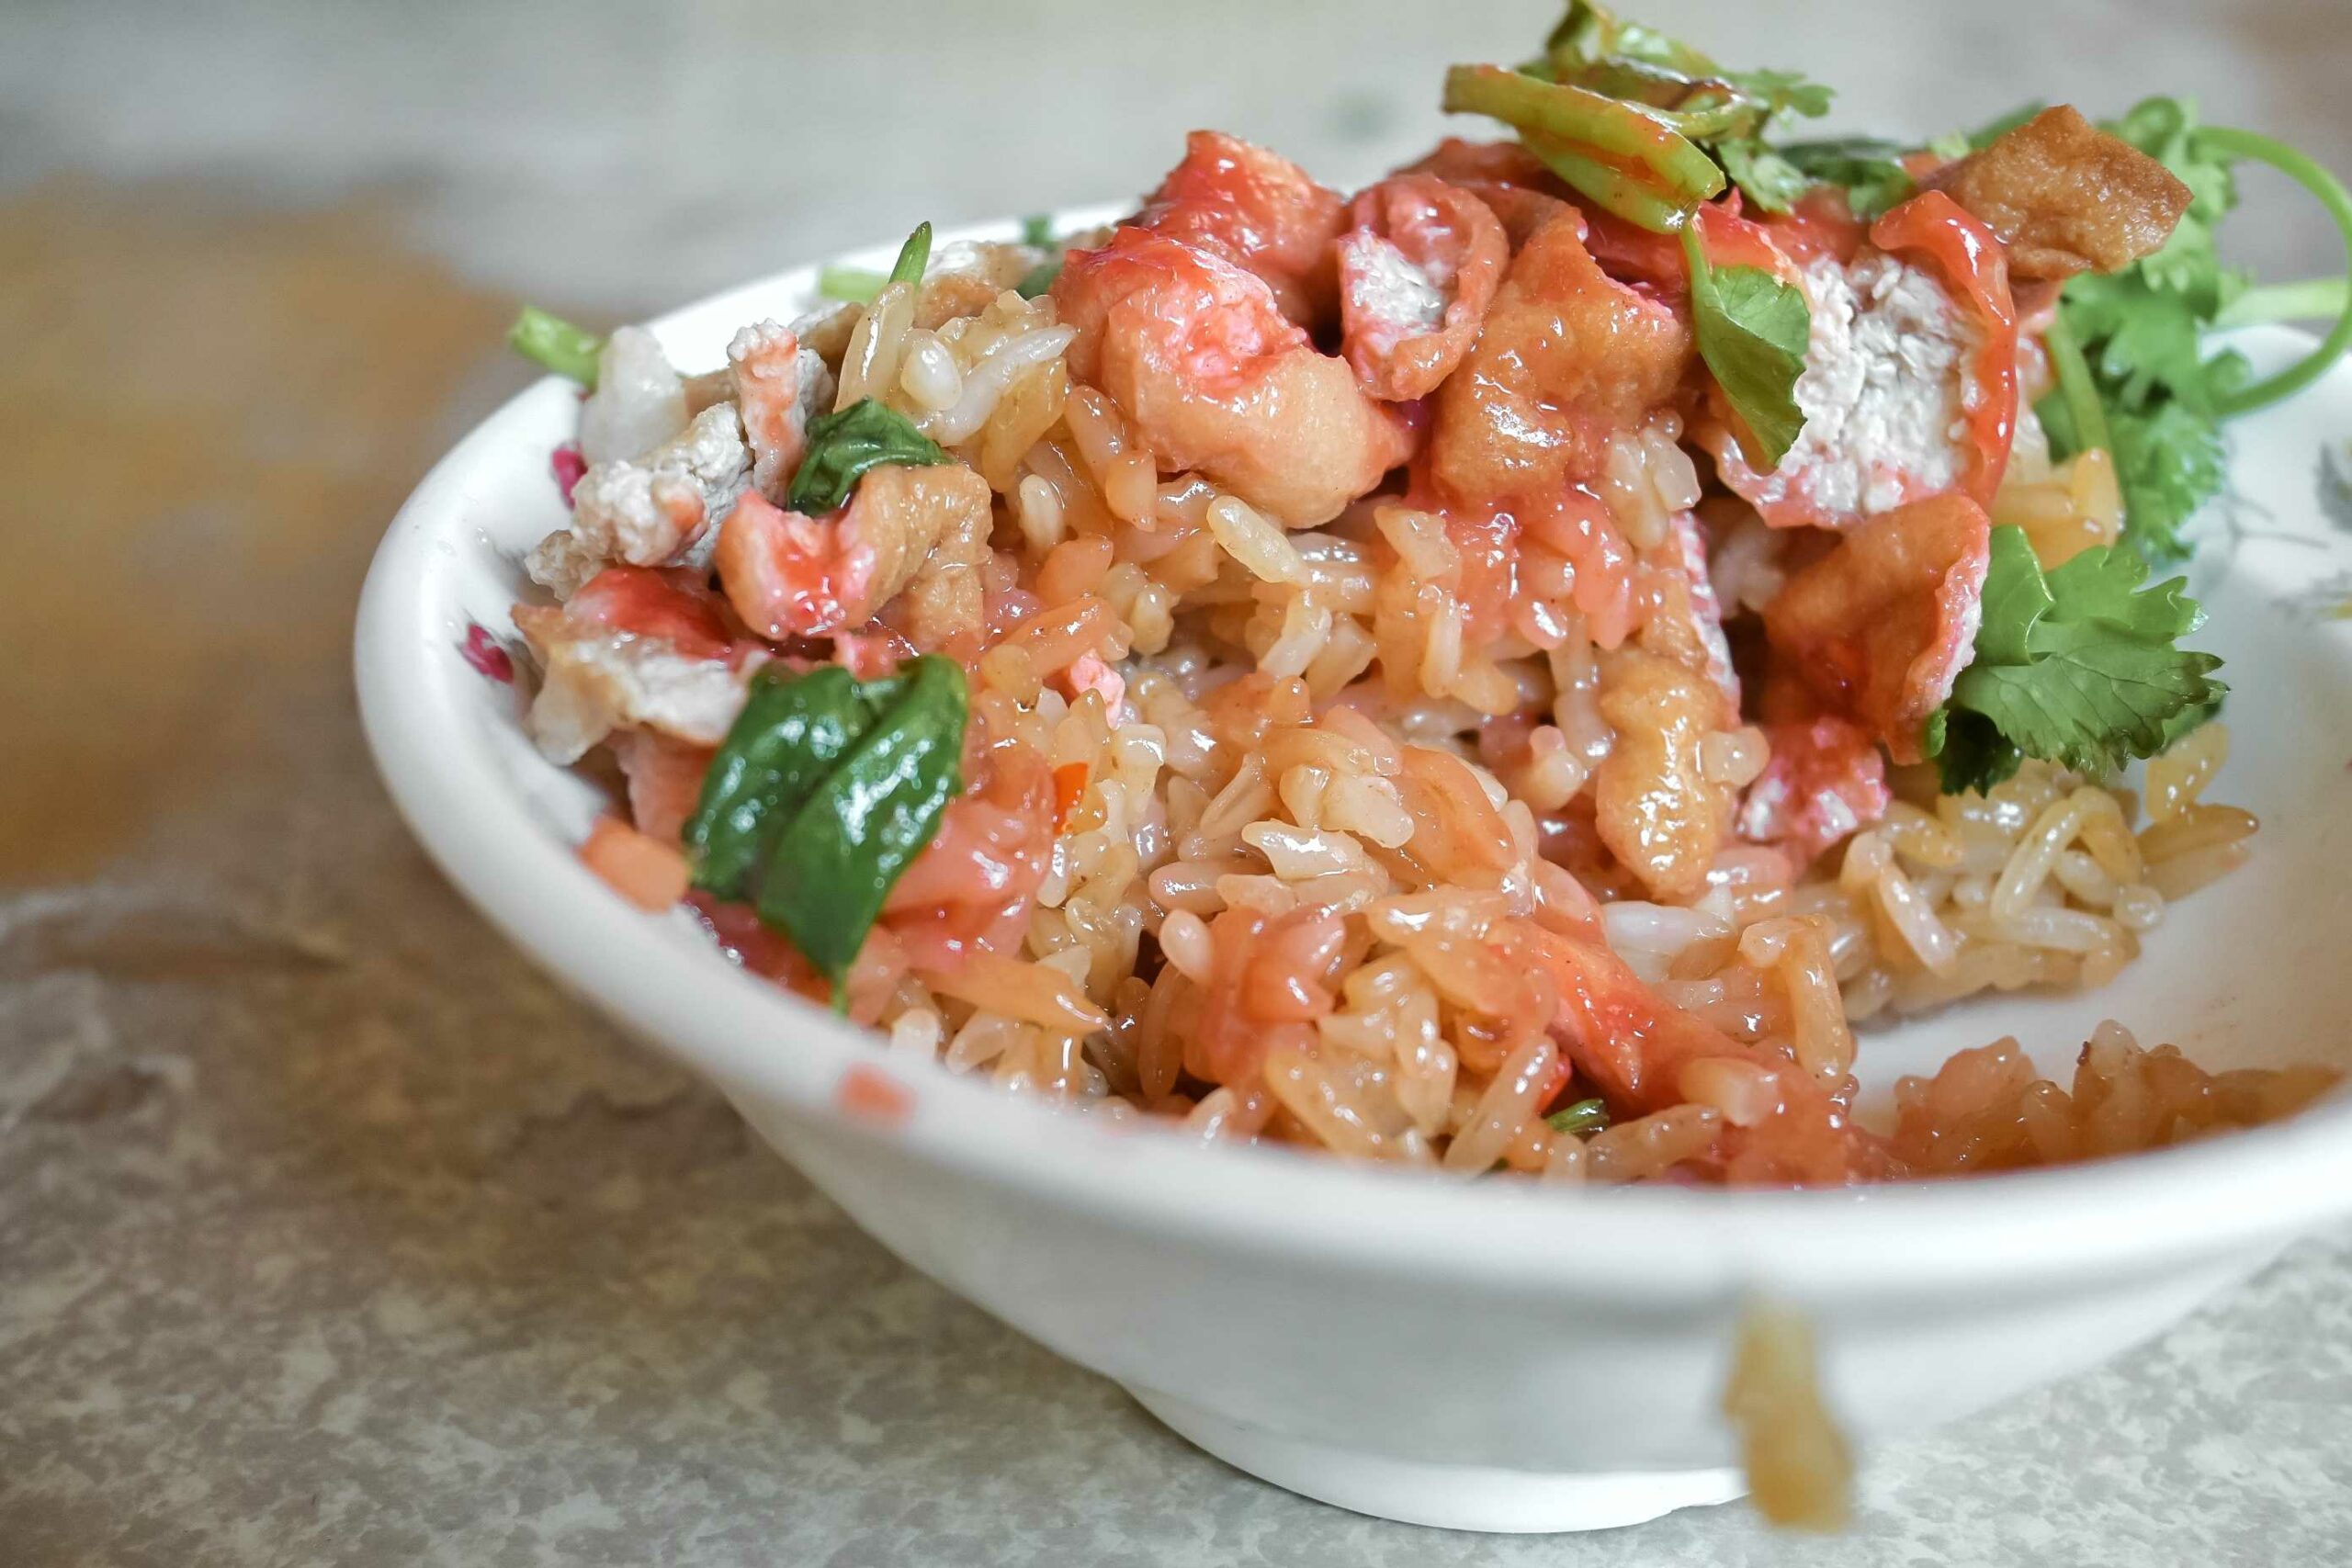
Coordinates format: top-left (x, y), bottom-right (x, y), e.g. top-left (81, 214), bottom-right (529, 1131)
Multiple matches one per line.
top-left (1019, 213), bottom-right (1056, 247)
top-left (684, 665), bottom-right (906, 899)
top-left (785, 398), bottom-right (954, 514)
top-left (756, 654), bottom-right (968, 1000)
top-left (1680, 224), bottom-right (1811, 468)
top-left (508, 307), bottom-right (605, 386)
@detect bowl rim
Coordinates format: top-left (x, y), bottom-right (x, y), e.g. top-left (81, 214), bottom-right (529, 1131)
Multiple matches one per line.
top-left (354, 210), bottom-right (2352, 1301)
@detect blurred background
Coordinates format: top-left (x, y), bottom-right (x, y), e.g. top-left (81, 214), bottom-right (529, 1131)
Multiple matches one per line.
top-left (5, 3), bottom-right (2349, 1562)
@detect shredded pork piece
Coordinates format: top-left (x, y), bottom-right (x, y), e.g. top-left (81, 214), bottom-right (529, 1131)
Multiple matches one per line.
top-left (729, 321), bottom-right (834, 500)
top-left (526, 403), bottom-right (753, 598)
top-left (512, 568), bottom-right (758, 762)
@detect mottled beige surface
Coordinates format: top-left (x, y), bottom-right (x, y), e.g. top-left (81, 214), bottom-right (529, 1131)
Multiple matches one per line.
top-left (5, 1), bottom-right (2351, 1562)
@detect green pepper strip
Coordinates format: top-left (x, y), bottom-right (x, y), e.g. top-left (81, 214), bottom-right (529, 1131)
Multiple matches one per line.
top-left (1545, 1), bottom-right (1716, 81)
top-left (1564, 57), bottom-right (1758, 141)
top-left (1442, 65), bottom-right (1725, 209)
top-left (2194, 128), bottom-right (2352, 418)
top-left (756, 654), bottom-right (967, 1002)
top-left (1520, 130), bottom-right (1697, 234)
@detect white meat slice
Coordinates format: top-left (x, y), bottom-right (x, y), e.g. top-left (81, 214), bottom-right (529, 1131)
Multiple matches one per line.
top-left (526, 403), bottom-right (752, 596)
top-left (579, 325), bottom-right (688, 464)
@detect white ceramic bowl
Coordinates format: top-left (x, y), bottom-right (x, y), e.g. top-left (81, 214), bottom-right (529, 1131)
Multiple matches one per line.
top-left (356, 214), bottom-right (2352, 1533)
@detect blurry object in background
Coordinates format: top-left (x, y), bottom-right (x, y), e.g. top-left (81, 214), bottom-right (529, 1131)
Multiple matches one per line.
top-left (0, 181), bottom-right (507, 884)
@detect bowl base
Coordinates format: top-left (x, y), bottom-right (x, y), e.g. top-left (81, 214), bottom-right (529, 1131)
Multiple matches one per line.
top-left (1126, 1384), bottom-right (1746, 1533)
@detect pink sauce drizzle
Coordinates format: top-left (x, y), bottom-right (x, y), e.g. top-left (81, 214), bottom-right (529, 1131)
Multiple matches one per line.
top-left (459, 623), bottom-right (514, 683)
top-left (551, 443), bottom-right (588, 508)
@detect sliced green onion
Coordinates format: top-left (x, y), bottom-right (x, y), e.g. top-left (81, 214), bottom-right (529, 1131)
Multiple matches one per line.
top-left (1545, 1098), bottom-right (1611, 1139)
top-left (818, 265), bottom-right (888, 304)
top-left (507, 307), bottom-right (605, 386)
top-left (2195, 127), bottom-right (2352, 417)
top-left (1015, 260), bottom-right (1063, 299)
top-left (888, 220), bottom-right (933, 288)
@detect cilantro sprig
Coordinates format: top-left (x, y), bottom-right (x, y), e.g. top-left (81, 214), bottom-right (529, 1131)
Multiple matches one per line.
top-left (1928, 527), bottom-right (2225, 795)
top-left (2038, 101), bottom-right (2352, 563)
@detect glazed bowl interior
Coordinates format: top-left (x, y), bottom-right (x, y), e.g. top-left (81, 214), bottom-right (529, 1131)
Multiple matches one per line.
top-left (356, 210), bottom-right (2352, 1302)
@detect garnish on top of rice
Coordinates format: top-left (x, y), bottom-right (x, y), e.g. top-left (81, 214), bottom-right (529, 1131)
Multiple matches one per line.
top-left (499, 2), bottom-right (2350, 1187)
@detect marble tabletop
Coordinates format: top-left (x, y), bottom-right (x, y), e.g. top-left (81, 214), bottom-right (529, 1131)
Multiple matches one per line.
top-left (4, 1), bottom-right (2348, 1562)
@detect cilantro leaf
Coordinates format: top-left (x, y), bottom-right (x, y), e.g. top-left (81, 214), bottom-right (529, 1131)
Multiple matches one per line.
top-left (2041, 522), bottom-right (2206, 639)
top-left (1715, 138), bottom-right (1812, 214)
top-left (2058, 268), bottom-right (2242, 415)
top-left (1949, 637), bottom-right (2222, 778)
top-left (1973, 525), bottom-right (2053, 664)
top-left (1964, 101), bottom-right (2046, 152)
top-left (1775, 138), bottom-right (1917, 219)
top-left (1929, 526), bottom-right (2225, 791)
top-left (1720, 67), bottom-right (1832, 122)
top-left (1680, 224), bottom-right (1811, 467)
top-left (2034, 96), bottom-right (2266, 565)
top-left (1932, 708), bottom-right (2023, 795)
top-left (2111, 96), bottom-right (2236, 227)
top-left (2106, 402), bottom-right (2228, 563)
